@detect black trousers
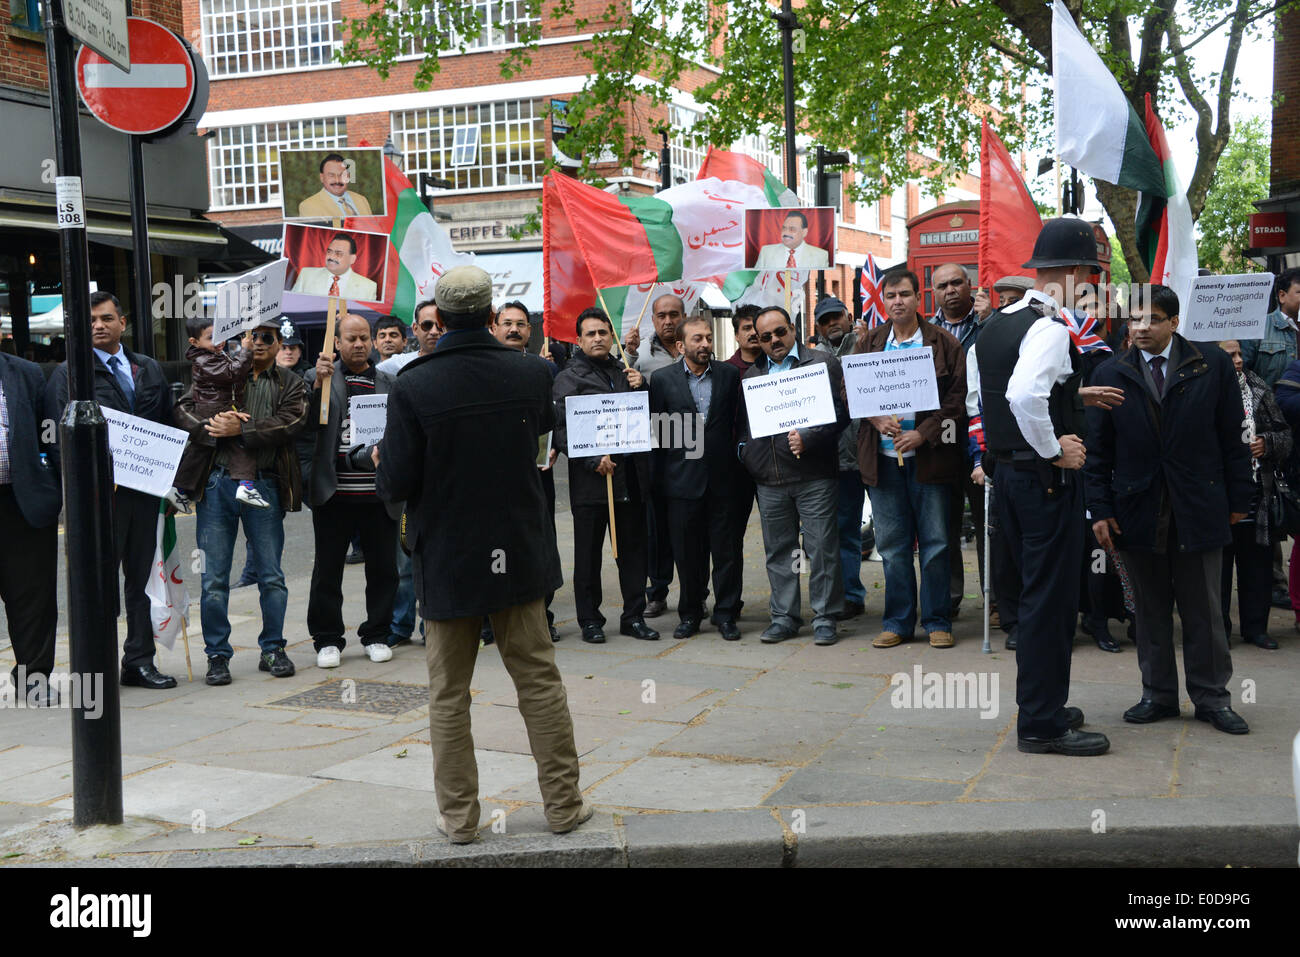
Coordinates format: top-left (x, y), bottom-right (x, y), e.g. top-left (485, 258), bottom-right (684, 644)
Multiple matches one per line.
top-left (0, 487), bottom-right (58, 679)
top-left (645, 492), bottom-right (674, 602)
top-left (308, 496), bottom-right (398, 649)
top-left (667, 494), bottom-right (743, 624)
top-left (947, 474), bottom-right (986, 609)
top-left (1221, 522), bottom-right (1272, 638)
top-left (572, 500), bottom-right (647, 627)
top-left (995, 466), bottom-right (1082, 739)
top-left (542, 467), bottom-right (557, 624)
top-left (114, 487), bottom-right (163, 670)
top-left (985, 477), bottom-right (1019, 634)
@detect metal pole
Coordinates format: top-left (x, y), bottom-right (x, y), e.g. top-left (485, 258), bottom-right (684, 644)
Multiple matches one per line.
top-left (660, 129), bottom-right (671, 192)
top-left (774, 0), bottom-right (798, 191)
top-left (44, 0), bottom-right (125, 827)
top-left (128, 134), bottom-right (154, 356)
top-left (815, 145), bottom-right (826, 302)
top-left (982, 477), bottom-right (992, 654)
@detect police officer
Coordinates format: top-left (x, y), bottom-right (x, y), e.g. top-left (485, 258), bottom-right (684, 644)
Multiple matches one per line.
top-left (978, 219), bottom-right (1110, 757)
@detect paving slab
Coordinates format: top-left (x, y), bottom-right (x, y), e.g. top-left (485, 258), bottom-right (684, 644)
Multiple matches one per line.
top-left (228, 779), bottom-right (443, 843)
top-left (766, 768), bottom-right (967, 805)
top-left (655, 704), bottom-right (858, 765)
top-left (724, 669), bottom-right (888, 715)
top-left (585, 756), bottom-right (793, 811)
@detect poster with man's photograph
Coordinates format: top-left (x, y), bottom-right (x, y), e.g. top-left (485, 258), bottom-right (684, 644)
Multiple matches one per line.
top-left (281, 223), bottom-right (389, 304)
top-left (744, 206), bottom-right (837, 270)
top-left (280, 147), bottom-right (386, 221)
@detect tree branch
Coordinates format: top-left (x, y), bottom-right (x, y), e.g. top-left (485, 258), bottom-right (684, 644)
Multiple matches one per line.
top-left (1161, 0), bottom-right (1291, 61)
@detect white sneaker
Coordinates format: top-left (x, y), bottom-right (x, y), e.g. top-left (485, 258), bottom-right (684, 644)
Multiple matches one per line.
top-left (236, 484), bottom-right (272, 509)
top-left (164, 487), bottom-right (193, 515)
top-left (316, 646), bottom-right (341, 668)
top-left (366, 643), bottom-right (393, 663)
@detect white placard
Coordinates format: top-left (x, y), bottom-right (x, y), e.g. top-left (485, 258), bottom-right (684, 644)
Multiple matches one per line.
top-left (55, 177), bottom-right (85, 230)
top-left (1180, 273), bottom-right (1276, 341)
top-left (742, 363), bottom-right (837, 438)
top-left (348, 393), bottom-right (388, 448)
top-left (68, 0), bottom-right (130, 71)
top-left (101, 406), bottom-right (187, 497)
top-left (213, 260), bottom-right (289, 343)
top-left (842, 348), bottom-right (941, 419)
top-left (564, 392), bottom-right (652, 457)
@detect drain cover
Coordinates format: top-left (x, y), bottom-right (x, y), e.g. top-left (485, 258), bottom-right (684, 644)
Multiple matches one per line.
top-left (268, 679), bottom-right (428, 716)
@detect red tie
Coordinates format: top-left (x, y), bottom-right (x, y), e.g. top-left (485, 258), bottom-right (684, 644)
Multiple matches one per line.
top-left (786, 249), bottom-right (797, 268)
top-left (329, 276), bottom-right (340, 298)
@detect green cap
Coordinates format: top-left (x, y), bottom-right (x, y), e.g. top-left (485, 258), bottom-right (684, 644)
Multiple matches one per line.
top-left (434, 265), bottom-right (493, 316)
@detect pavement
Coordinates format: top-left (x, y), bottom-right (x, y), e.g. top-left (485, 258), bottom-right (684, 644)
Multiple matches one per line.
top-left (2, 486), bottom-right (1298, 867)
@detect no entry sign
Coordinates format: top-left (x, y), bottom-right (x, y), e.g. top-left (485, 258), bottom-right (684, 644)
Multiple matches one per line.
top-left (76, 18), bottom-right (195, 136)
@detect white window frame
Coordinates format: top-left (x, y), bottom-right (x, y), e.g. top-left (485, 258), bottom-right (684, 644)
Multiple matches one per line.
top-left (396, 0), bottom-right (539, 58)
top-left (206, 117), bottom-right (348, 211)
top-left (391, 98), bottom-right (546, 191)
top-left (200, 0), bottom-right (342, 79)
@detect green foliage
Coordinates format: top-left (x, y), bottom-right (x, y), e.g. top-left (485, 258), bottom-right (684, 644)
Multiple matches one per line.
top-left (1196, 115), bottom-right (1270, 273)
top-left (1107, 236), bottom-right (1131, 285)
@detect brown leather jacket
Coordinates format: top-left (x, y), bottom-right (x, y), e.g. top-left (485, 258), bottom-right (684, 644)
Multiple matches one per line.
top-left (187, 344), bottom-right (253, 418)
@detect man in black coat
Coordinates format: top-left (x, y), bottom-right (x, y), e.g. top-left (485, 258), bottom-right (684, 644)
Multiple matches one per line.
top-left (1, 350), bottom-right (62, 700)
top-left (1086, 284), bottom-right (1254, 735)
top-left (553, 308), bottom-right (659, 644)
top-left (649, 315), bottom-right (745, 640)
top-left (376, 266), bottom-right (587, 845)
top-left (45, 291), bottom-right (177, 690)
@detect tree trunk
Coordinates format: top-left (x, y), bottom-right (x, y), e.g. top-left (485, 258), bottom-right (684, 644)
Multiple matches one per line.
top-left (1093, 179), bottom-right (1149, 284)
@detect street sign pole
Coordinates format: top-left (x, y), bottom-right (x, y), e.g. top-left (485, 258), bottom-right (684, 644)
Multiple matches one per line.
top-left (128, 133), bottom-right (153, 355)
top-left (43, 0), bottom-right (125, 828)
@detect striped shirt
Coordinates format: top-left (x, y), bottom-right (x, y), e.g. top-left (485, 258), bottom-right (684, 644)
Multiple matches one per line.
top-left (0, 380), bottom-right (10, 484)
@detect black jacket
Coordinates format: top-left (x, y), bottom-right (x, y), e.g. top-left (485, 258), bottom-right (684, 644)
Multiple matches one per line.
top-left (648, 357), bottom-right (744, 500)
top-left (376, 329), bottom-right (562, 619)
top-left (0, 353), bottom-right (61, 528)
top-left (300, 360), bottom-right (396, 509)
top-left (552, 349), bottom-right (651, 508)
top-left (736, 345), bottom-right (849, 486)
top-left (1084, 335), bottom-right (1253, 553)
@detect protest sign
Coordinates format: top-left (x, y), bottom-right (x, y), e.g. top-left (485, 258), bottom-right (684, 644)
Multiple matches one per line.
top-left (213, 259), bottom-right (288, 342)
top-left (1181, 273), bottom-right (1276, 341)
top-left (564, 392), bottom-right (652, 457)
top-left (842, 348), bottom-right (941, 419)
top-left (101, 407), bottom-right (188, 497)
top-left (742, 364), bottom-right (837, 438)
top-left (348, 393), bottom-right (388, 448)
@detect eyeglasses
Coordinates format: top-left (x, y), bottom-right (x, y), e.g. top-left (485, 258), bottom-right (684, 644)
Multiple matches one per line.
top-left (1128, 314), bottom-right (1170, 330)
top-left (419, 320), bottom-right (441, 332)
top-left (758, 326), bottom-right (790, 342)
top-left (251, 331), bottom-right (276, 344)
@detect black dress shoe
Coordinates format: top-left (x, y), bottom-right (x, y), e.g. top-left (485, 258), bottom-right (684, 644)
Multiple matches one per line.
top-left (1063, 706), bottom-right (1084, 731)
top-left (1004, 628), bottom-right (1017, 651)
top-left (549, 624), bottom-right (560, 642)
top-left (1194, 706), bottom-right (1249, 734)
top-left (480, 626), bottom-right (495, 646)
top-left (717, 620), bottom-right (741, 641)
top-left (837, 600), bottom-right (865, 621)
top-left (644, 599), bottom-right (668, 618)
top-left (1242, 633), bottom-right (1279, 650)
top-left (1017, 729), bottom-right (1110, 755)
top-left (1123, 699), bottom-right (1181, 723)
top-left (1093, 630), bottom-right (1122, 653)
top-left (673, 618), bottom-right (700, 639)
top-left (621, 619), bottom-right (660, 641)
top-left (205, 657), bottom-right (231, 686)
top-left (1270, 587), bottom-right (1292, 609)
top-left (581, 624), bottom-right (606, 644)
top-left (121, 664), bottom-right (178, 690)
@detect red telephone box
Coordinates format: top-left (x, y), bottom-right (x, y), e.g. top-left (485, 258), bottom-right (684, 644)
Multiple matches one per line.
top-left (907, 203), bottom-right (981, 317)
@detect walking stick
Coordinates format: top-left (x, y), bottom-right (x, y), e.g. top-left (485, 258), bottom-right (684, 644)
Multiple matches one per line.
top-left (180, 616), bottom-right (194, 682)
top-left (606, 470), bottom-right (619, 559)
top-left (982, 476), bottom-right (992, 654)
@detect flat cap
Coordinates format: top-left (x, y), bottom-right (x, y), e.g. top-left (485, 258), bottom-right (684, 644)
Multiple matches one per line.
top-left (992, 275), bottom-right (1033, 295)
top-left (434, 264), bottom-right (493, 315)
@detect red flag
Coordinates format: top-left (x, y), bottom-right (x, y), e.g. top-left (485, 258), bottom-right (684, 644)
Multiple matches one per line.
top-left (979, 119), bottom-right (1042, 304)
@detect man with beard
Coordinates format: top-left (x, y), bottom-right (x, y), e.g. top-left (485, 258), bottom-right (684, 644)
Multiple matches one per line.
top-left (726, 304), bottom-right (763, 374)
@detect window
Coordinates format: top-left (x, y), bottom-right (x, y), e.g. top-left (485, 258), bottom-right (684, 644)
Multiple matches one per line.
top-left (669, 105), bottom-right (707, 184)
top-left (734, 133), bottom-right (783, 183)
top-left (200, 0), bottom-right (340, 78)
top-left (207, 117), bottom-right (347, 210)
top-left (398, 0), bottom-right (538, 56)
top-left (392, 99), bottom-right (545, 190)
top-left (10, 0), bottom-right (41, 32)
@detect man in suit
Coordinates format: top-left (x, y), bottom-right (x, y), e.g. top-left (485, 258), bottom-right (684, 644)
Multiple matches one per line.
top-left (292, 233), bottom-right (378, 300)
top-left (754, 211), bottom-right (830, 269)
top-left (738, 305), bottom-right (849, 645)
top-left (1, 349), bottom-right (62, 701)
top-left (376, 265), bottom-right (588, 845)
top-left (1086, 284), bottom-right (1254, 736)
top-left (649, 316), bottom-right (745, 640)
top-left (301, 313), bottom-right (398, 668)
top-left (45, 291), bottom-right (177, 689)
top-left (553, 308), bottom-right (659, 644)
top-left (297, 153), bottom-right (374, 218)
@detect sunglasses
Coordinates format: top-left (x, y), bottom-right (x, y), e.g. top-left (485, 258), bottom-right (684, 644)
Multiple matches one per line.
top-left (758, 326), bottom-right (790, 343)
top-left (251, 331), bottom-right (277, 344)
top-left (419, 320), bottom-right (441, 332)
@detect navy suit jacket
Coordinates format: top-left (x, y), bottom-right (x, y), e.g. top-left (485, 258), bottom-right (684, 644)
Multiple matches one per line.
top-left (0, 353), bottom-right (62, 528)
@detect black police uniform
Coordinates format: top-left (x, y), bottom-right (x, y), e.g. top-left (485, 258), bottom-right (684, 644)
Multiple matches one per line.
top-left (979, 301), bottom-right (1086, 741)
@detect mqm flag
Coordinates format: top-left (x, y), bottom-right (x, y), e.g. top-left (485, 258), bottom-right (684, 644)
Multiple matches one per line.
top-left (599, 281), bottom-right (704, 340)
top-left (858, 253), bottom-right (888, 329)
top-left (145, 503), bottom-right (188, 651)
top-left (979, 119), bottom-right (1041, 301)
top-left (1135, 93), bottom-right (1198, 307)
top-left (1060, 308), bottom-right (1112, 355)
top-left (1051, 1), bottom-right (1165, 195)
top-left (345, 159), bottom-right (475, 322)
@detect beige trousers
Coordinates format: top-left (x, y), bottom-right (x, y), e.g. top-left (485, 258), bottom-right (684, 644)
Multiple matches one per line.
top-left (425, 598), bottom-right (582, 841)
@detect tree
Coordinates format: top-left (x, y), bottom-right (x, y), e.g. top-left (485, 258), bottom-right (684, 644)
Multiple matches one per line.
top-left (339, 0), bottom-right (1290, 279)
top-left (1196, 115), bottom-right (1270, 273)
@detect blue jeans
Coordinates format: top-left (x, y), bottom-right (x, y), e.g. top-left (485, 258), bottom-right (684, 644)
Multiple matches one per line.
top-left (867, 455), bottom-right (950, 636)
top-left (392, 539), bottom-right (416, 641)
top-left (837, 470), bottom-right (866, 604)
top-left (196, 467), bottom-right (288, 659)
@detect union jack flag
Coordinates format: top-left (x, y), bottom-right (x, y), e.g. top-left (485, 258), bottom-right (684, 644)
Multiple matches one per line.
top-left (1059, 308), bottom-right (1112, 355)
top-left (858, 253), bottom-right (888, 329)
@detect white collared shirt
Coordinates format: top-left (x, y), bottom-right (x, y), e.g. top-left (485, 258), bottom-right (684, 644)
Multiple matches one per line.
top-left (1004, 289), bottom-right (1073, 461)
